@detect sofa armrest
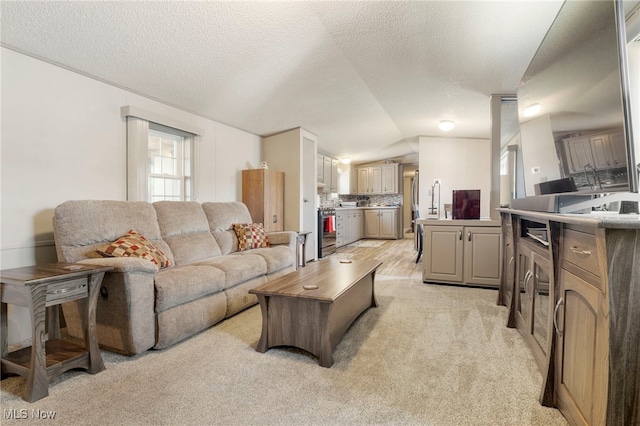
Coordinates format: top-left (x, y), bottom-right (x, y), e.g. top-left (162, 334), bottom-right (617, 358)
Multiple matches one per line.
top-left (63, 257), bottom-right (158, 354)
top-left (77, 257), bottom-right (159, 274)
top-left (267, 231), bottom-right (298, 250)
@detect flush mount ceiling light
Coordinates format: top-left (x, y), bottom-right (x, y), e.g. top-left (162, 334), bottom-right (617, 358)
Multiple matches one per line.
top-left (523, 103), bottom-right (541, 117)
top-left (438, 120), bottom-right (455, 131)
top-left (341, 157), bottom-right (351, 164)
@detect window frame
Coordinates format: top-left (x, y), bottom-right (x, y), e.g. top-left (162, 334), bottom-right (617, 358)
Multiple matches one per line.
top-left (122, 106), bottom-right (202, 202)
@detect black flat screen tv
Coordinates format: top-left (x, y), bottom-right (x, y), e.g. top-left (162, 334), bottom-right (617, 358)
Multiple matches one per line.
top-left (516, 0), bottom-right (637, 197)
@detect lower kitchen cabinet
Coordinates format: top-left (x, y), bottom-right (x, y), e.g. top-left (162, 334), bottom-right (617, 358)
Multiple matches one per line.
top-left (364, 208), bottom-right (399, 239)
top-left (421, 222), bottom-right (501, 287)
top-left (336, 209), bottom-right (364, 248)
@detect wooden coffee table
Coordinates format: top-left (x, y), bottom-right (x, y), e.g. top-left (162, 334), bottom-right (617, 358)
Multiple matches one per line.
top-left (249, 258), bottom-right (382, 367)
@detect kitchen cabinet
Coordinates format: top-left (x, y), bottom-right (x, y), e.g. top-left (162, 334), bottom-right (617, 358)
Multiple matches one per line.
top-left (316, 154), bottom-right (324, 183)
top-left (608, 131), bottom-right (626, 167)
top-left (242, 169), bottom-right (284, 232)
top-left (264, 127), bottom-right (317, 261)
top-left (356, 163), bottom-right (399, 194)
top-left (335, 208), bottom-right (364, 247)
top-left (422, 222), bottom-right (502, 287)
top-left (564, 136), bottom-right (593, 173)
top-left (364, 208), bottom-right (399, 239)
top-left (381, 164), bottom-right (398, 193)
top-left (348, 209), bottom-right (364, 242)
top-left (317, 154), bottom-right (339, 193)
top-left (563, 130), bottom-right (627, 173)
top-left (330, 158), bottom-right (338, 192)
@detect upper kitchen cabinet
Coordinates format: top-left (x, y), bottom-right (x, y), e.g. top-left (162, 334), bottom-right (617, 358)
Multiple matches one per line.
top-left (264, 127), bottom-right (317, 261)
top-left (356, 163), bottom-right (399, 194)
top-left (563, 130), bottom-right (627, 173)
top-left (317, 153), bottom-right (338, 193)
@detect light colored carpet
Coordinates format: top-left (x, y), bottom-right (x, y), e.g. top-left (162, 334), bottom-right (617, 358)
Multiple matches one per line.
top-left (348, 240), bottom-right (387, 248)
top-left (1, 275), bottom-right (567, 425)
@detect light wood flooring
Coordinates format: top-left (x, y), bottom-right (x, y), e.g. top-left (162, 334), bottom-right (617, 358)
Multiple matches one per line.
top-left (324, 234), bottom-right (423, 279)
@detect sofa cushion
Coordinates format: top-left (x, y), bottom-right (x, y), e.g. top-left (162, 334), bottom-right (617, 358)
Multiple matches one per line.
top-left (53, 200), bottom-right (174, 265)
top-left (233, 223), bottom-right (270, 251)
top-left (195, 253), bottom-right (267, 287)
top-left (201, 202), bottom-right (253, 255)
top-left (153, 201), bottom-right (222, 265)
top-left (233, 245), bottom-right (294, 274)
top-left (94, 230), bottom-right (171, 268)
top-left (154, 265), bottom-right (226, 313)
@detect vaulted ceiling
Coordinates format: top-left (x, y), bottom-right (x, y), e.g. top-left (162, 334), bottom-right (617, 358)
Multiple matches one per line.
top-left (1, 1), bottom-right (567, 163)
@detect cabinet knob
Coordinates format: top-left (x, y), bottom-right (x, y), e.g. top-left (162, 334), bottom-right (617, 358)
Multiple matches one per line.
top-left (467, 231), bottom-right (472, 242)
top-left (458, 231), bottom-right (462, 240)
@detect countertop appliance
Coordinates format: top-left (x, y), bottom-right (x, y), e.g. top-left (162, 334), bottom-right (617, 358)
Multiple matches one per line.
top-left (317, 207), bottom-right (336, 258)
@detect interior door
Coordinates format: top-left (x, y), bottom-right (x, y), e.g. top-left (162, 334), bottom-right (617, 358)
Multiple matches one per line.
top-left (303, 137), bottom-right (316, 261)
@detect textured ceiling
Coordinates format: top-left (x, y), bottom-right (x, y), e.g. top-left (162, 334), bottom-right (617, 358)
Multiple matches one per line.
top-left (1, 1), bottom-right (566, 164)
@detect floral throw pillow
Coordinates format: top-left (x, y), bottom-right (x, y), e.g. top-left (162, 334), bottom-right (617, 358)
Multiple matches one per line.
top-left (95, 230), bottom-right (171, 268)
top-left (233, 223), bottom-right (270, 251)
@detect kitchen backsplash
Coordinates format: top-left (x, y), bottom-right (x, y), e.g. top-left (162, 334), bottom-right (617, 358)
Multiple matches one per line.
top-left (318, 193), bottom-right (402, 208)
top-left (569, 166), bottom-right (627, 189)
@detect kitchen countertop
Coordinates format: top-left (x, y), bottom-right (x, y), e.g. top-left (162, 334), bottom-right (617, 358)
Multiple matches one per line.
top-left (335, 206), bottom-right (401, 210)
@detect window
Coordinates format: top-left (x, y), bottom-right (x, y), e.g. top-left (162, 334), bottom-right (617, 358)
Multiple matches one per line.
top-left (122, 106), bottom-right (202, 202)
top-left (147, 125), bottom-right (193, 202)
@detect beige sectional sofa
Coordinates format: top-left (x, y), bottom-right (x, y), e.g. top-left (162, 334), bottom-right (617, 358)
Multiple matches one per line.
top-left (53, 200), bottom-right (297, 355)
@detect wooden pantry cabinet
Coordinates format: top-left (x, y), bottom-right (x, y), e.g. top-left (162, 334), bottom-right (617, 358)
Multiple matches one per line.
top-left (242, 169), bottom-right (284, 232)
top-left (499, 209), bottom-right (640, 426)
top-left (420, 220), bottom-right (502, 287)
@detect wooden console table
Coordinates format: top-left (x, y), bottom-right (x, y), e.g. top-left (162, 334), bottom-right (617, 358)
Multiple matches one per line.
top-left (1, 263), bottom-right (112, 402)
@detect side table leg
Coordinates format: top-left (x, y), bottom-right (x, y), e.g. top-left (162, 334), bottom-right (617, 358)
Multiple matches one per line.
top-left (25, 285), bottom-right (49, 402)
top-left (1, 301), bottom-right (8, 379)
top-left (85, 273), bottom-right (106, 374)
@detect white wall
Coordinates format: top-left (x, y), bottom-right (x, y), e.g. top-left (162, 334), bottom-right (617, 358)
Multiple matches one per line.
top-left (418, 137), bottom-right (492, 218)
top-left (1, 48), bottom-right (261, 344)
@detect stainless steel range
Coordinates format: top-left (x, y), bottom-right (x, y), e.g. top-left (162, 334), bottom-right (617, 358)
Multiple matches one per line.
top-left (317, 207), bottom-right (336, 258)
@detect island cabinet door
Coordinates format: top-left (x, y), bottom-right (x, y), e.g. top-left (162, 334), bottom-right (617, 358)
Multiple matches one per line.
top-left (555, 268), bottom-right (607, 426)
top-left (463, 226), bottom-right (501, 287)
top-left (423, 226), bottom-right (463, 283)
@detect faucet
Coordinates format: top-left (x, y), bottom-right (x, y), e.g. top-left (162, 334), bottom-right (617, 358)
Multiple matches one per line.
top-left (430, 181), bottom-right (441, 218)
top-left (584, 164), bottom-right (602, 190)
